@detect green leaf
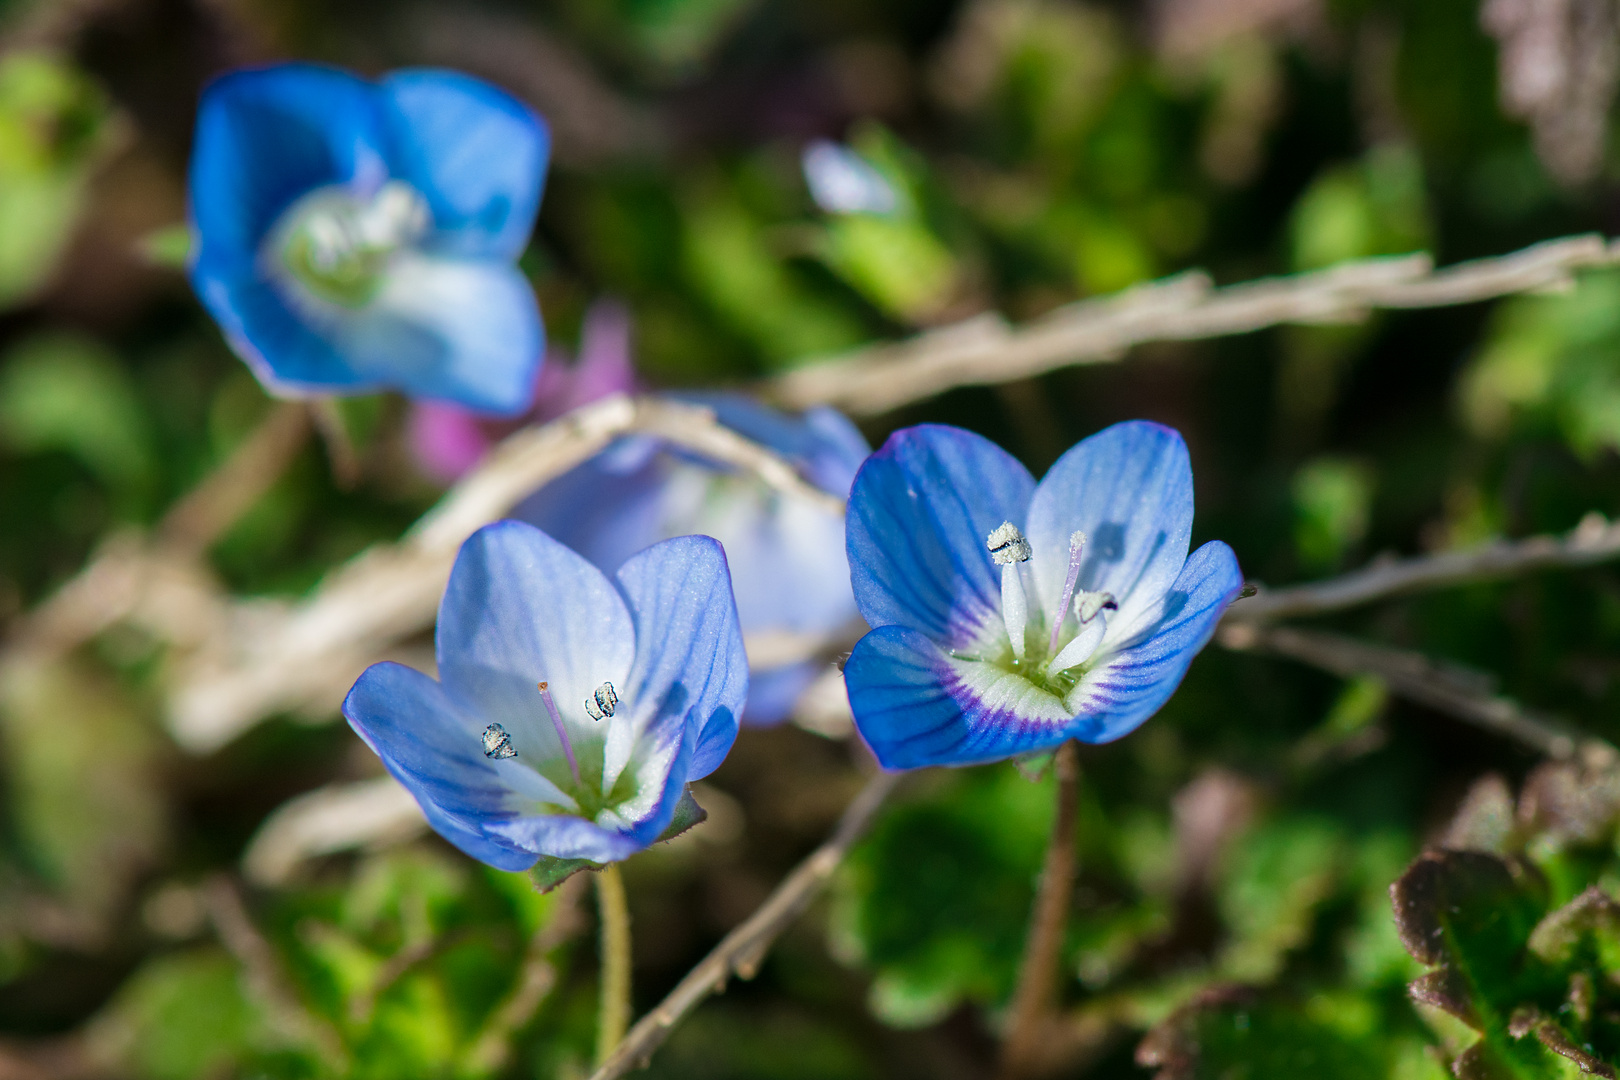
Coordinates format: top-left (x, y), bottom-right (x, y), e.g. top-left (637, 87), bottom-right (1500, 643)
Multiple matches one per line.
top-left (1136, 986), bottom-right (1389, 1080)
top-left (0, 331), bottom-right (153, 495)
top-left (88, 948), bottom-right (263, 1080)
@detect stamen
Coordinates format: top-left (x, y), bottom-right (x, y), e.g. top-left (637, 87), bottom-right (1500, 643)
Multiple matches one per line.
top-left (481, 723), bottom-right (516, 759)
top-left (987, 522), bottom-right (1032, 565)
top-left (987, 521), bottom-right (1032, 662)
top-left (536, 681), bottom-right (580, 784)
top-left (584, 681), bottom-right (618, 721)
top-left (1046, 615), bottom-right (1107, 676)
top-left (1074, 590), bottom-right (1118, 625)
top-left (1049, 530), bottom-right (1088, 652)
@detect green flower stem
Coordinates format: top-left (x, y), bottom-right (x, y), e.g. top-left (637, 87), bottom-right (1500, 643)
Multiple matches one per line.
top-left (595, 862), bottom-right (632, 1067)
top-left (998, 740), bottom-right (1081, 1080)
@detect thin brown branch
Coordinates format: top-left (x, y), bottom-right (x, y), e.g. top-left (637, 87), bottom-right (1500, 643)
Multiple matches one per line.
top-left (767, 234), bottom-right (1619, 415)
top-left (202, 875), bottom-right (346, 1063)
top-left (166, 394), bottom-right (843, 753)
top-left (1227, 511), bottom-right (1620, 623)
top-left (1218, 623), bottom-right (1615, 764)
top-left (588, 771), bottom-right (901, 1080)
top-left (999, 741), bottom-right (1082, 1080)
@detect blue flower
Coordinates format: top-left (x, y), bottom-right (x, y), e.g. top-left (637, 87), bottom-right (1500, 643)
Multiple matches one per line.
top-left (515, 394), bottom-right (871, 724)
top-left (843, 421), bottom-right (1243, 769)
top-left (189, 64), bottom-right (549, 415)
top-left (343, 520), bottom-right (747, 869)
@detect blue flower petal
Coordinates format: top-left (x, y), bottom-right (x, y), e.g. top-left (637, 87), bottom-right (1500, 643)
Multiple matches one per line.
top-left (331, 255), bottom-right (543, 415)
top-left (378, 69), bottom-right (548, 261)
top-left (845, 625), bottom-right (1074, 769)
top-left (417, 797), bottom-right (538, 872)
top-left (485, 809), bottom-right (647, 864)
top-left (191, 265), bottom-right (370, 394)
top-left (513, 446), bottom-right (672, 575)
top-left (436, 521), bottom-right (634, 769)
top-left (1065, 540), bottom-right (1243, 744)
top-left (847, 425), bottom-right (1035, 648)
top-left (612, 535), bottom-right (747, 783)
top-left (343, 660), bottom-right (534, 855)
top-left (189, 64), bottom-right (385, 267)
top-left (1025, 421), bottom-right (1194, 644)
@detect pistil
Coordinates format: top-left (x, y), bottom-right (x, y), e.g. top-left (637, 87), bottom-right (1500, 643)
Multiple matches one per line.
top-left (1049, 531), bottom-right (1088, 653)
top-left (537, 681), bottom-right (581, 784)
top-left (988, 522), bottom-right (1032, 662)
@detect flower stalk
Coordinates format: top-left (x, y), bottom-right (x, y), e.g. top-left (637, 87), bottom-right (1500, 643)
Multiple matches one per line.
top-left (595, 863), bottom-right (632, 1067)
top-left (998, 740), bottom-right (1081, 1080)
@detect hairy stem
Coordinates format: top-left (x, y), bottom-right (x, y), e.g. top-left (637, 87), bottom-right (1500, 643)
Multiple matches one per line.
top-left (595, 862), bottom-right (632, 1067)
top-left (998, 741), bottom-right (1081, 1080)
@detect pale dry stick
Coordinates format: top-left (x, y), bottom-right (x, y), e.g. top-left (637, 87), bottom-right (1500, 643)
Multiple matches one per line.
top-left (588, 771), bottom-right (901, 1080)
top-left (1218, 622), bottom-right (1615, 764)
top-left (1227, 511), bottom-right (1620, 623)
top-left (768, 233), bottom-right (1619, 416)
top-left (167, 395), bottom-right (842, 753)
top-left (998, 741), bottom-right (1081, 1080)
top-left (202, 875), bottom-right (346, 1063)
top-left (463, 875), bottom-right (587, 1075)
top-left (0, 400), bottom-right (310, 670)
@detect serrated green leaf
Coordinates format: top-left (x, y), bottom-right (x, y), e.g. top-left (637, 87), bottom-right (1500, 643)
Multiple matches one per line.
top-left (530, 856), bottom-right (599, 893)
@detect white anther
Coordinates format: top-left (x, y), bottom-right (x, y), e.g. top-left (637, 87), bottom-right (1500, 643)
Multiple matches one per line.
top-left (482, 723), bottom-right (517, 759)
top-left (1074, 590), bottom-right (1117, 624)
top-left (584, 681), bottom-right (618, 721)
top-left (986, 521), bottom-right (1031, 565)
top-left (356, 181), bottom-right (430, 249)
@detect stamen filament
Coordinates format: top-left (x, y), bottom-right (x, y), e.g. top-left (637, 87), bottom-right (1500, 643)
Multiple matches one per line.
top-left (988, 522), bottom-right (1033, 663)
top-left (537, 681), bottom-right (580, 784)
top-left (1002, 564), bottom-right (1029, 662)
top-left (1046, 616), bottom-right (1106, 677)
top-left (1049, 531), bottom-right (1087, 653)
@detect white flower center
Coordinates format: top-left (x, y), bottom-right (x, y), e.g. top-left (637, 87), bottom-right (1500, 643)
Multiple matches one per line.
top-left (984, 521), bottom-right (1117, 679)
top-left (269, 180), bottom-right (430, 307)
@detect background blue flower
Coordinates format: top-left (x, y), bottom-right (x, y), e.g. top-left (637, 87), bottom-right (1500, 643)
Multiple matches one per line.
top-left (343, 520), bottom-right (747, 869)
top-left (515, 393), bottom-right (871, 724)
top-left (843, 421), bottom-right (1243, 769)
top-left (189, 64), bottom-right (549, 414)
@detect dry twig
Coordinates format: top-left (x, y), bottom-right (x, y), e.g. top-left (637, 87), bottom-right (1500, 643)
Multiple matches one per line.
top-left (1218, 622), bottom-right (1614, 763)
top-left (588, 771), bottom-right (900, 1080)
top-left (1227, 511), bottom-right (1620, 623)
top-left (166, 394), bottom-right (843, 752)
top-left (767, 234), bottom-right (1619, 415)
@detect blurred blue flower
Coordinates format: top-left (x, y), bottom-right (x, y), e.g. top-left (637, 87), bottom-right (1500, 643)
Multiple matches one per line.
top-left (802, 140), bottom-right (897, 216)
top-left (343, 520), bottom-right (747, 869)
top-left (843, 421), bottom-right (1242, 769)
top-left (515, 394), bottom-right (870, 724)
top-left (189, 64), bottom-right (549, 414)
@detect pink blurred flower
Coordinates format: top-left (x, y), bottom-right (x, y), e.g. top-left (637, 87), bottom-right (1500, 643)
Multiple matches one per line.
top-left (408, 299), bottom-right (637, 483)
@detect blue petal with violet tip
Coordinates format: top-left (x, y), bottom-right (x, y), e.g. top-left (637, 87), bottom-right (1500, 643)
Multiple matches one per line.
top-left (612, 535), bottom-right (747, 783)
top-left (189, 64), bottom-right (386, 267)
top-left (1024, 421), bottom-right (1193, 645)
top-left (1064, 539), bottom-right (1243, 744)
top-left (343, 661), bottom-right (540, 866)
top-left (844, 625), bottom-right (1072, 769)
top-left (325, 253), bottom-right (543, 414)
top-left (378, 69), bottom-right (549, 261)
top-left (436, 521), bottom-right (634, 772)
top-left (846, 424), bottom-right (1034, 649)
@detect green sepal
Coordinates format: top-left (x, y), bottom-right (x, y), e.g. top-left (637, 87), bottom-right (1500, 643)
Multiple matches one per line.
top-left (656, 786), bottom-right (708, 844)
top-left (529, 856), bottom-right (599, 893)
top-left (1013, 751), bottom-right (1055, 782)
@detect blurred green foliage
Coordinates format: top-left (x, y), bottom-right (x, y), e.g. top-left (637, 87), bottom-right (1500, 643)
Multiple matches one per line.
top-left (0, 0), bottom-right (1619, 1077)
